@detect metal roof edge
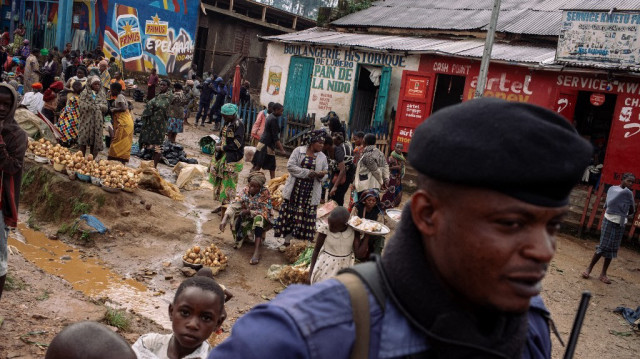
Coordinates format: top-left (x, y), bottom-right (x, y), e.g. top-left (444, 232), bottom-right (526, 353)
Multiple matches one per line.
top-left (258, 35), bottom-right (551, 67)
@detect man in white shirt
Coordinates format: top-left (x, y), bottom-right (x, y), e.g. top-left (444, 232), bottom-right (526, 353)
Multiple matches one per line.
top-left (20, 82), bottom-right (44, 114)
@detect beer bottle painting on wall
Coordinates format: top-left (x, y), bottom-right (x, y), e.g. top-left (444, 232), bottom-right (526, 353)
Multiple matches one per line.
top-left (116, 4), bottom-right (144, 71)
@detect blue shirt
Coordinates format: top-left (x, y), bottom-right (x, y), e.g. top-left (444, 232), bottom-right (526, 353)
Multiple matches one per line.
top-left (210, 279), bottom-right (552, 358)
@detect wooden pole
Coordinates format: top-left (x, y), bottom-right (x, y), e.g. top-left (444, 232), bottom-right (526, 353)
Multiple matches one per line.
top-left (210, 31), bottom-right (218, 72)
top-left (262, 6), bottom-right (267, 21)
top-left (229, 0), bottom-right (234, 11)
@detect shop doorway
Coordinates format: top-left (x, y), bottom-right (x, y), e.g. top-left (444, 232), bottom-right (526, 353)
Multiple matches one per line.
top-left (431, 74), bottom-right (466, 113)
top-left (350, 65), bottom-right (391, 130)
top-left (573, 91), bottom-right (617, 167)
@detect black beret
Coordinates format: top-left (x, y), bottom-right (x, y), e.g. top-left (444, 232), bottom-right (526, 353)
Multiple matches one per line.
top-left (408, 98), bottom-right (592, 207)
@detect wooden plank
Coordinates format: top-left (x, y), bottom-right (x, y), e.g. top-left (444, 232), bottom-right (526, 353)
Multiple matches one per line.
top-left (577, 185), bottom-right (593, 237)
top-left (202, 4), bottom-right (296, 33)
top-left (586, 184), bottom-right (605, 231)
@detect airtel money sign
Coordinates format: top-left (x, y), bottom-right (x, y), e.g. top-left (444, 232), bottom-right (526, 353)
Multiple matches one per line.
top-left (467, 72), bottom-right (534, 102)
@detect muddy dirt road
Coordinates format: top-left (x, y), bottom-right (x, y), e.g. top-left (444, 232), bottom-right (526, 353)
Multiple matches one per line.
top-left (1, 103), bottom-right (639, 358)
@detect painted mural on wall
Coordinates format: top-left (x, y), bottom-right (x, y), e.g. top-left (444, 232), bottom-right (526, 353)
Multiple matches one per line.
top-left (557, 10), bottom-right (640, 69)
top-left (100, 0), bottom-right (197, 76)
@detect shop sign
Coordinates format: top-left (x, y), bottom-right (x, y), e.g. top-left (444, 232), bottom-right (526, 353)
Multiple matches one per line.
top-left (405, 78), bottom-right (428, 98)
top-left (590, 93), bottom-right (606, 106)
top-left (467, 73), bottom-right (533, 102)
top-left (556, 10), bottom-right (640, 69)
top-left (395, 127), bottom-right (414, 145)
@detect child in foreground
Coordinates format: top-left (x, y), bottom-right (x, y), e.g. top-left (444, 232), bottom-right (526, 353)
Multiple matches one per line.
top-left (309, 206), bottom-right (365, 284)
top-left (132, 275), bottom-right (226, 359)
top-left (45, 321), bottom-right (136, 359)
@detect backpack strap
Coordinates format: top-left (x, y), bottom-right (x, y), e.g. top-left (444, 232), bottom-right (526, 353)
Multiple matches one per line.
top-left (335, 272), bottom-right (370, 359)
top-left (340, 258), bottom-right (387, 310)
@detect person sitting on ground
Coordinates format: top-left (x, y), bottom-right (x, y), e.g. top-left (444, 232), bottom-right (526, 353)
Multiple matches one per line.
top-left (351, 188), bottom-right (385, 260)
top-left (19, 82), bottom-right (43, 114)
top-left (132, 276), bottom-right (226, 359)
top-left (582, 172), bottom-right (636, 284)
top-left (251, 102), bottom-right (286, 179)
top-left (309, 206), bottom-right (365, 284)
top-left (45, 321), bottom-right (136, 359)
top-left (220, 172), bottom-right (273, 265)
top-left (250, 102), bottom-right (272, 146)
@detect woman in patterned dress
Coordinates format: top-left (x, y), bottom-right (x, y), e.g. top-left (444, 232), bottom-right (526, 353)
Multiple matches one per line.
top-left (210, 103), bottom-right (245, 208)
top-left (139, 79), bottom-right (171, 167)
top-left (107, 82), bottom-right (134, 163)
top-left (274, 130), bottom-right (329, 247)
top-left (381, 142), bottom-right (406, 209)
top-left (77, 76), bottom-right (108, 159)
top-left (55, 81), bottom-right (83, 146)
top-left (220, 172), bottom-right (272, 265)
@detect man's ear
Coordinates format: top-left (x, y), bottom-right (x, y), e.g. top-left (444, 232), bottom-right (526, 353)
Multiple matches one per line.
top-left (168, 303), bottom-right (174, 322)
top-left (410, 189), bottom-right (438, 237)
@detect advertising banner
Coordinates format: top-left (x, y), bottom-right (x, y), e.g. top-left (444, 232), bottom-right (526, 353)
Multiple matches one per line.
top-left (556, 10), bottom-right (640, 70)
top-left (102, 0), bottom-right (198, 76)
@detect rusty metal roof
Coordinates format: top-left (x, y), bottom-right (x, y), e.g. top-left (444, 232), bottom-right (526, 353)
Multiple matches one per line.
top-left (262, 28), bottom-right (557, 65)
top-left (331, 0), bottom-right (640, 35)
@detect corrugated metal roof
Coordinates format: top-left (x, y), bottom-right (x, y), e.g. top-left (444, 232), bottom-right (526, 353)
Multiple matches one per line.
top-left (262, 28), bottom-right (557, 65)
top-left (332, 0), bottom-right (640, 35)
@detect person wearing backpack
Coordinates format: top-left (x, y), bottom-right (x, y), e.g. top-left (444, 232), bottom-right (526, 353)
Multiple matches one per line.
top-left (208, 98), bottom-right (592, 359)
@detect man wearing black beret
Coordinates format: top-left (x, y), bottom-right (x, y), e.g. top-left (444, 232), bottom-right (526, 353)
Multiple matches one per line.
top-left (208, 98), bottom-right (593, 359)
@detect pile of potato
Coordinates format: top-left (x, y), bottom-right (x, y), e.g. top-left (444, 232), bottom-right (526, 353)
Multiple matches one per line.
top-left (29, 139), bottom-right (72, 161)
top-left (94, 160), bottom-right (140, 190)
top-left (27, 139), bottom-right (140, 190)
top-left (183, 244), bottom-right (228, 274)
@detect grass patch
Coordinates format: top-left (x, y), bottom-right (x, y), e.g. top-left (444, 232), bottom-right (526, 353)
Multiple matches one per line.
top-left (80, 231), bottom-right (92, 242)
top-left (21, 167), bottom-right (37, 188)
top-left (5, 274), bottom-right (26, 291)
top-left (57, 222), bottom-right (78, 237)
top-left (36, 290), bottom-right (50, 301)
top-left (104, 308), bottom-right (131, 332)
top-left (71, 199), bottom-right (92, 216)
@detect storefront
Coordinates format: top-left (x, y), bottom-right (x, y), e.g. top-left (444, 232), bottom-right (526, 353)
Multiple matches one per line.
top-left (392, 54), bottom-right (640, 187)
top-left (259, 41), bottom-right (420, 129)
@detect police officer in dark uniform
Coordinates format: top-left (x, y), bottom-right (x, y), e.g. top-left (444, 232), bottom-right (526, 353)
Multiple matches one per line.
top-left (208, 98), bottom-right (592, 358)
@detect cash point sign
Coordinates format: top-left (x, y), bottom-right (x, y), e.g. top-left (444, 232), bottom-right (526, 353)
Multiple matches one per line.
top-left (102, 1), bottom-right (198, 76)
top-left (556, 10), bottom-right (640, 69)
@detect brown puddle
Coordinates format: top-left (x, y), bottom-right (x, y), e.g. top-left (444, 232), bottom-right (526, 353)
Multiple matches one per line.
top-left (9, 223), bottom-right (147, 297)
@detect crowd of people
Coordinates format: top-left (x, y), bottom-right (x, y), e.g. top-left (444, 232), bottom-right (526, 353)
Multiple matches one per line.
top-left (0, 28), bottom-right (630, 359)
top-left (35, 98), bottom-right (603, 359)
